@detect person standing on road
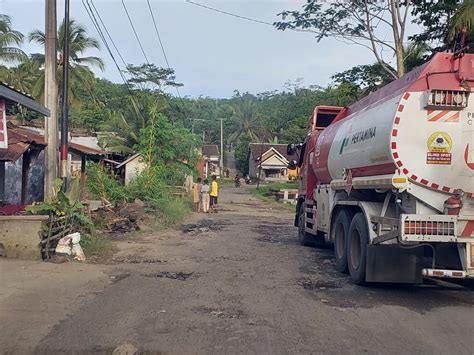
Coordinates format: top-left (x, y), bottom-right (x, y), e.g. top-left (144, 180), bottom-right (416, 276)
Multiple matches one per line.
top-left (201, 179), bottom-right (210, 213)
top-left (210, 175), bottom-right (219, 213)
top-left (193, 177), bottom-right (202, 212)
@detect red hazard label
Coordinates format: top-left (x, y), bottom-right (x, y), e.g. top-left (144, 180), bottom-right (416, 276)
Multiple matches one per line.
top-left (427, 152), bottom-right (451, 165)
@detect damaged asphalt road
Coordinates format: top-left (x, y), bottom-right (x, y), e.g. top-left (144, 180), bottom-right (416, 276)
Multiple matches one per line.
top-left (1, 187), bottom-right (474, 354)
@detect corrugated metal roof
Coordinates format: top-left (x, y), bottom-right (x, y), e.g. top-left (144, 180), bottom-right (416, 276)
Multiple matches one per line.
top-left (0, 141), bottom-right (29, 161)
top-left (115, 153), bottom-right (141, 169)
top-left (202, 144), bottom-right (219, 157)
top-left (0, 126), bottom-right (46, 162)
top-left (0, 82), bottom-right (50, 116)
top-left (69, 142), bottom-right (107, 156)
top-left (0, 125), bottom-right (107, 161)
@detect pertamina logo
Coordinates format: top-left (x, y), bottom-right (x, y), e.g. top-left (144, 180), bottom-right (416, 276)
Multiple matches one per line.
top-left (339, 126), bottom-right (377, 155)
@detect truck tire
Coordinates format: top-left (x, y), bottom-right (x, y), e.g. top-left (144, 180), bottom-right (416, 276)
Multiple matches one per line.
top-left (332, 209), bottom-right (351, 273)
top-left (297, 204), bottom-right (311, 246)
top-left (347, 212), bottom-right (369, 285)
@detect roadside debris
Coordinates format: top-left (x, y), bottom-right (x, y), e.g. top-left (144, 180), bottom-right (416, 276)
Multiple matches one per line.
top-left (54, 232), bottom-right (86, 261)
top-left (92, 199), bottom-right (148, 235)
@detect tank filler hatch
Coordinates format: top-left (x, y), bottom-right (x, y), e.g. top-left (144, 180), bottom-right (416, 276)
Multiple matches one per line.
top-left (311, 106), bottom-right (344, 131)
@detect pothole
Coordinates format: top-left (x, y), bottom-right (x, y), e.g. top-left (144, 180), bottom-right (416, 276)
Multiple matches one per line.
top-left (195, 306), bottom-right (245, 319)
top-left (181, 220), bottom-right (228, 235)
top-left (144, 271), bottom-right (194, 281)
top-left (253, 224), bottom-right (297, 245)
top-left (298, 277), bottom-right (341, 290)
top-left (112, 256), bottom-right (167, 264)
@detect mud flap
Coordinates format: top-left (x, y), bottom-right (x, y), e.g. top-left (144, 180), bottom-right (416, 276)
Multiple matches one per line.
top-left (366, 245), bottom-right (423, 284)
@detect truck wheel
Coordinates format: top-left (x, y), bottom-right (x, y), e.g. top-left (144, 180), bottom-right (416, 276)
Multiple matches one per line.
top-left (332, 209), bottom-right (351, 273)
top-left (347, 212), bottom-right (369, 285)
top-left (297, 204), bottom-right (311, 246)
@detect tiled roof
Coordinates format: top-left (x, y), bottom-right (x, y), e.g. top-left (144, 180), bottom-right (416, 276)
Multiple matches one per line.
top-left (249, 143), bottom-right (291, 161)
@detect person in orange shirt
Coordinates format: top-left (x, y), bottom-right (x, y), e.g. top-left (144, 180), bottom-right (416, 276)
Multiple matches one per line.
top-left (193, 177), bottom-right (202, 212)
top-left (210, 175), bottom-right (219, 213)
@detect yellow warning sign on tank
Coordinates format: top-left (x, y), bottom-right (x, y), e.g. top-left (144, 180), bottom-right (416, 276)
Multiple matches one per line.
top-left (427, 131), bottom-right (452, 153)
top-left (427, 131), bottom-right (452, 164)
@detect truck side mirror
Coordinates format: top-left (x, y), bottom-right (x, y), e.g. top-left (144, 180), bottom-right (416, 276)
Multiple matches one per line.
top-left (288, 160), bottom-right (298, 170)
top-left (287, 144), bottom-right (296, 156)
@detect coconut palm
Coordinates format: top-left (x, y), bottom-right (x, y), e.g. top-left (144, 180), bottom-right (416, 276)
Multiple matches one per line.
top-left (0, 14), bottom-right (26, 64)
top-left (228, 97), bottom-right (266, 145)
top-left (28, 19), bottom-right (104, 104)
top-left (449, 0), bottom-right (474, 39)
top-left (99, 93), bottom-right (169, 154)
top-left (0, 57), bottom-right (41, 93)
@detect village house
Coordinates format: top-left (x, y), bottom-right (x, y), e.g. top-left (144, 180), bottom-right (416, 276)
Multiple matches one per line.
top-left (115, 153), bottom-right (146, 185)
top-left (200, 144), bottom-right (220, 178)
top-left (248, 143), bottom-right (298, 182)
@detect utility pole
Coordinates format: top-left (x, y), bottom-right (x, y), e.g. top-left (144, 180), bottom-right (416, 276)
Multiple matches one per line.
top-left (44, 0), bottom-right (58, 198)
top-left (219, 118), bottom-right (224, 175)
top-left (60, 0), bottom-right (70, 191)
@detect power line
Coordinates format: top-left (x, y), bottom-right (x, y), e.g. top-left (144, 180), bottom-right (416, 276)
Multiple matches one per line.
top-left (146, 0), bottom-right (171, 69)
top-left (90, 0), bottom-right (128, 68)
top-left (121, 0), bottom-right (150, 64)
top-left (185, 0), bottom-right (274, 27)
top-left (146, 0), bottom-right (186, 111)
top-left (185, 0), bottom-right (435, 45)
top-left (82, 0), bottom-right (135, 99)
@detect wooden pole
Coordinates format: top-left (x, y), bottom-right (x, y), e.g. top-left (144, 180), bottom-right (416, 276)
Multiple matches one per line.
top-left (44, 0), bottom-right (58, 198)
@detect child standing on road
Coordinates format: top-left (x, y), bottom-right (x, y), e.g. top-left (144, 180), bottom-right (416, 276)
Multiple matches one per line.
top-left (201, 179), bottom-right (210, 213)
top-left (193, 177), bottom-right (202, 212)
top-left (210, 175), bottom-right (219, 213)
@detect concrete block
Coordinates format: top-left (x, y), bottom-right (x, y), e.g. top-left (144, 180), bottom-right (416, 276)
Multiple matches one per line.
top-left (0, 215), bottom-right (48, 260)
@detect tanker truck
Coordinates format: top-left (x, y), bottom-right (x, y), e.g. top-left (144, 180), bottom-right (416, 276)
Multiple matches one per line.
top-left (288, 52), bottom-right (474, 284)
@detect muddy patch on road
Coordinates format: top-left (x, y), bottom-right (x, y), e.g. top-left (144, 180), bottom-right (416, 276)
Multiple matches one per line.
top-left (253, 224), bottom-right (298, 245)
top-left (144, 271), bottom-right (195, 281)
top-left (181, 219), bottom-right (231, 236)
top-left (298, 277), bottom-right (342, 290)
top-left (194, 306), bottom-right (245, 319)
top-left (112, 255), bottom-right (167, 264)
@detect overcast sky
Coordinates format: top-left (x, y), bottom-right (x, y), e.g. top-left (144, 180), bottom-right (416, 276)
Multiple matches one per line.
top-left (1, 0), bottom-right (414, 98)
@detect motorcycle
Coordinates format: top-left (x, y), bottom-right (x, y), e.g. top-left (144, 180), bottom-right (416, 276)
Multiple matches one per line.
top-left (234, 177), bottom-right (241, 188)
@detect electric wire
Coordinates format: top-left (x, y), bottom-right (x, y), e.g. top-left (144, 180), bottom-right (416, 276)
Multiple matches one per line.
top-left (185, 0), bottom-right (443, 46)
top-left (82, 0), bottom-right (129, 87)
top-left (90, 0), bottom-right (128, 68)
top-left (146, 0), bottom-right (187, 117)
top-left (82, 0), bottom-right (139, 114)
top-left (121, 0), bottom-right (150, 64)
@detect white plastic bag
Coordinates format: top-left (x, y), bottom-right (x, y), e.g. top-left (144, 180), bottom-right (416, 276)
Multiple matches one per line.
top-left (54, 232), bottom-right (86, 261)
top-left (55, 235), bottom-right (72, 255)
top-left (72, 243), bottom-right (86, 261)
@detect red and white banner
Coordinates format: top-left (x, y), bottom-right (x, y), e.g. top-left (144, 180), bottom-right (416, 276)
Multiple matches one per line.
top-left (0, 99), bottom-right (7, 149)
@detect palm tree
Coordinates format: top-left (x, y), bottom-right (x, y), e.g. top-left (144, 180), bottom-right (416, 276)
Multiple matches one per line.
top-left (28, 19), bottom-right (104, 104)
top-left (449, 0), bottom-right (474, 39)
top-left (0, 14), bottom-right (26, 64)
top-left (228, 97), bottom-right (266, 145)
top-left (403, 42), bottom-right (430, 72)
top-left (99, 93), bottom-right (169, 153)
top-left (0, 57), bottom-right (41, 92)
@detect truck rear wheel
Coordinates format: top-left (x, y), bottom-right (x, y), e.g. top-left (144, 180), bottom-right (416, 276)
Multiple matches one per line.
top-left (332, 209), bottom-right (351, 273)
top-left (347, 212), bottom-right (369, 285)
top-left (297, 204), bottom-right (311, 246)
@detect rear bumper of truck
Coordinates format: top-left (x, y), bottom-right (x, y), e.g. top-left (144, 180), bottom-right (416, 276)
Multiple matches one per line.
top-left (422, 268), bottom-right (474, 279)
top-left (400, 214), bottom-right (474, 279)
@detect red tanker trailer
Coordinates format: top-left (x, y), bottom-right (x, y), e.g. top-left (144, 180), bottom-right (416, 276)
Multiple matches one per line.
top-left (288, 52), bottom-right (474, 284)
